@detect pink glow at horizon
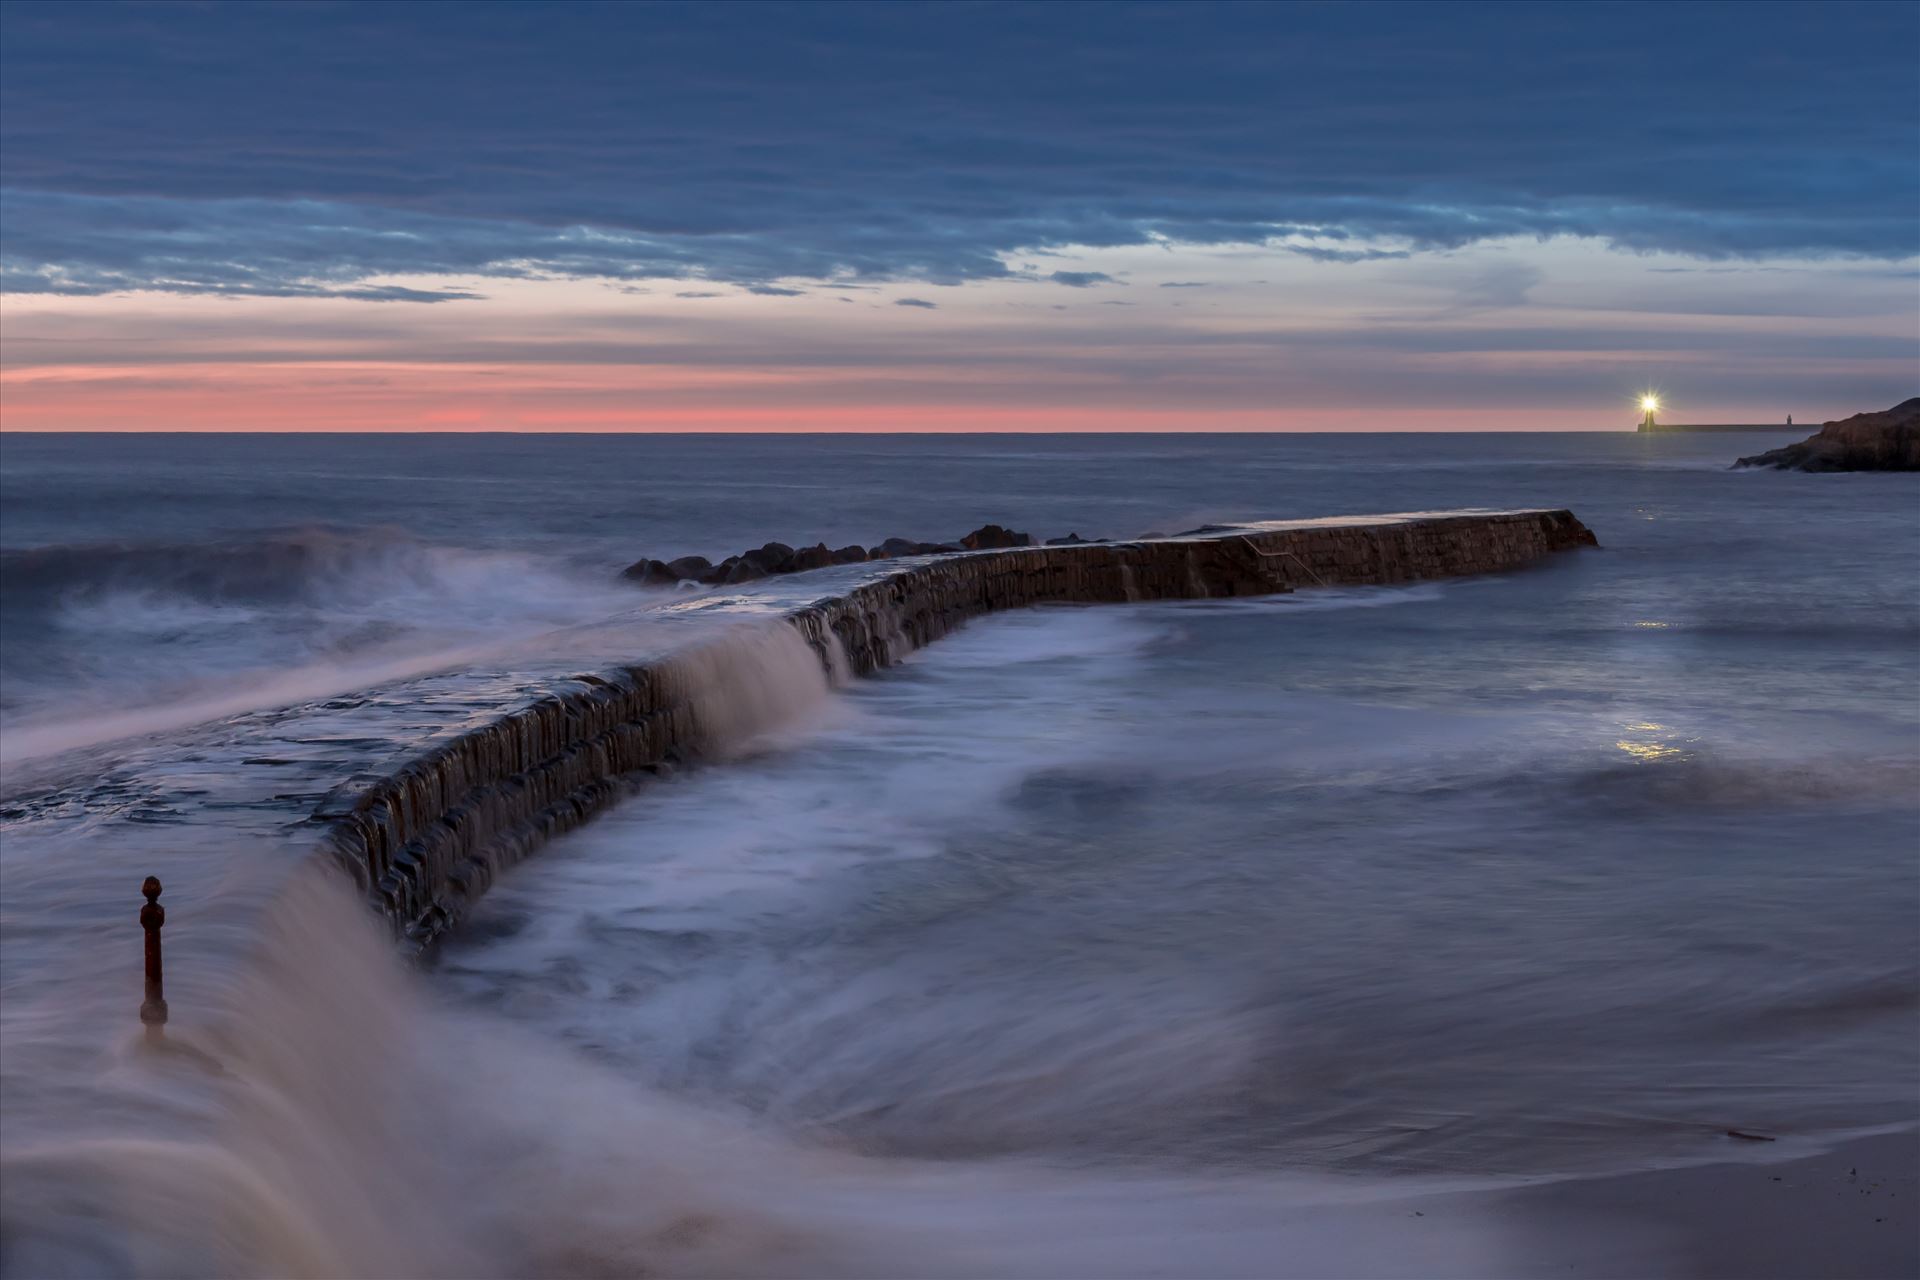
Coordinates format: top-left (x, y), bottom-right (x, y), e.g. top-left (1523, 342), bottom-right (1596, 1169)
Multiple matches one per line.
top-left (0, 360), bottom-right (1853, 433)
top-left (3, 238), bottom-right (1914, 433)
top-left (0, 364), bottom-right (1658, 435)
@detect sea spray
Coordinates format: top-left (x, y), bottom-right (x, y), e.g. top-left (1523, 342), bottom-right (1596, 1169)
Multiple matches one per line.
top-left (1, 865), bottom-right (1530, 1280)
top-left (0, 529), bottom-right (636, 767)
top-left (660, 619), bottom-right (849, 758)
top-left (0, 867), bottom-right (856, 1278)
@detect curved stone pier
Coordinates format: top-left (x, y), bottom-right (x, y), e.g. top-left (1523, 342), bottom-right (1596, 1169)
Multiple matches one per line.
top-left (321, 510), bottom-right (1598, 944)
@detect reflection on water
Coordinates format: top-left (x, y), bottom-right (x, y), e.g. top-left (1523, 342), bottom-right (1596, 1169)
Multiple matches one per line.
top-left (1614, 720), bottom-right (1692, 762)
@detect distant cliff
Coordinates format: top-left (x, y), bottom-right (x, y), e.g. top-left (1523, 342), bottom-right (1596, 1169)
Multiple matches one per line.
top-left (1735, 399), bottom-right (1920, 472)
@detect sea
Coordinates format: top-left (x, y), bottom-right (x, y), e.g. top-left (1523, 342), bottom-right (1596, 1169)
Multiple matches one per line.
top-left (1, 430), bottom-right (1915, 1278)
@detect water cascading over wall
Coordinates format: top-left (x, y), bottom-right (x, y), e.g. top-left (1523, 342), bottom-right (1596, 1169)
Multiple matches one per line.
top-left (320, 510), bottom-right (1599, 944)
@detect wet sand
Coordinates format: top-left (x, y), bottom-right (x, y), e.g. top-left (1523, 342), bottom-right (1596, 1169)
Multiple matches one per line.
top-left (1487, 1130), bottom-right (1919, 1279)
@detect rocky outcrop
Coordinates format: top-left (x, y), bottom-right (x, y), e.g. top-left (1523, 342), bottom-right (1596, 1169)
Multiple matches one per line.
top-left (627, 524), bottom-right (1035, 588)
top-left (666, 554), bottom-right (713, 579)
top-left (959, 524), bottom-right (1033, 550)
top-left (705, 542), bottom-right (799, 585)
top-left (869, 537), bottom-right (953, 559)
top-left (618, 558), bottom-right (680, 587)
top-left (1736, 399), bottom-right (1920, 472)
top-left (330, 511), bottom-right (1598, 945)
top-left (789, 543), bottom-right (833, 572)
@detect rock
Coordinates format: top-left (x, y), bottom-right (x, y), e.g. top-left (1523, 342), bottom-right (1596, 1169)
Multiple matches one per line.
top-left (746, 542), bottom-right (796, 573)
top-left (619, 558), bottom-right (680, 587)
top-left (792, 542), bottom-right (835, 571)
top-left (634, 524), bottom-right (1105, 583)
top-left (1736, 398), bottom-right (1920, 471)
top-left (724, 557), bottom-right (767, 584)
top-left (1046, 532), bottom-right (1094, 545)
top-left (666, 555), bottom-right (713, 579)
top-left (1138, 529), bottom-right (1169, 541)
top-left (960, 523), bottom-right (1032, 550)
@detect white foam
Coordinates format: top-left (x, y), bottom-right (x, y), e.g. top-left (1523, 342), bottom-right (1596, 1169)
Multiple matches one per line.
top-left (0, 868), bottom-right (1530, 1279)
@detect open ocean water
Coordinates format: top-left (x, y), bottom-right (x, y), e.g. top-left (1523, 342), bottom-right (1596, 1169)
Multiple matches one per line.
top-left (1, 430), bottom-right (1915, 1277)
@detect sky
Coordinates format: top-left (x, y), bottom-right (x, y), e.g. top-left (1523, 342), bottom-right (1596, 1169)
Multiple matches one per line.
top-left (1, 0), bottom-right (1915, 432)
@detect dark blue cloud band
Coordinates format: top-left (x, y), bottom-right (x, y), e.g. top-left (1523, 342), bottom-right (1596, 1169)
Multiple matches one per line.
top-left (2, 1), bottom-right (1913, 299)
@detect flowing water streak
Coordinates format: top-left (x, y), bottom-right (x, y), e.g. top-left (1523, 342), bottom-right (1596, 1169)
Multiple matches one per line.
top-left (0, 620), bottom-right (1534, 1280)
top-left (1, 871), bottom-right (1546, 1280)
top-left (0, 529), bottom-right (639, 767)
top-left (664, 619), bottom-right (851, 759)
top-left (0, 619), bottom-right (853, 1278)
top-left (433, 596), bottom-right (1920, 1181)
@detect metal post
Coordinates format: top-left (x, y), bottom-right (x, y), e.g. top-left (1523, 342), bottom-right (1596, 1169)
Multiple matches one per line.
top-left (139, 876), bottom-right (167, 1038)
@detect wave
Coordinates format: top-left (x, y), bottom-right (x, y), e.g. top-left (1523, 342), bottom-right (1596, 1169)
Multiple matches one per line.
top-left (0, 528), bottom-right (636, 766)
top-left (1291, 718), bottom-right (1920, 818)
top-left (1154, 581), bottom-right (1459, 614)
top-left (2, 527), bottom-right (553, 607)
top-left (1549, 750), bottom-right (1920, 813)
top-left (420, 607), bottom-right (1916, 1200)
top-left (2, 546), bottom-right (1912, 1276)
top-left (0, 862), bottom-right (1543, 1280)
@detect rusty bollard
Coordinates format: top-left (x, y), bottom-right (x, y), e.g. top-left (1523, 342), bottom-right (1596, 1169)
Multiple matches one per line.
top-left (139, 876), bottom-right (168, 1038)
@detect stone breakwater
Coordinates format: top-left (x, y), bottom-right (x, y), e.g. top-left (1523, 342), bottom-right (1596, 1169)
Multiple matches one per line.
top-left (323, 510), bottom-right (1598, 945)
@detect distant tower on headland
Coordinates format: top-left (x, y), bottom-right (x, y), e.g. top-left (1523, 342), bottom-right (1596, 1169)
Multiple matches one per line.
top-left (1638, 394), bottom-right (1660, 432)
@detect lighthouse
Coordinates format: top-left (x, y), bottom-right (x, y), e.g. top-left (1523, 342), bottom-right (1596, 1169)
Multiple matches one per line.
top-left (1638, 394), bottom-right (1660, 432)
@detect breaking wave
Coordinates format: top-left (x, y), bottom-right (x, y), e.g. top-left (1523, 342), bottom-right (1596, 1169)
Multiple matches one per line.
top-left (0, 617), bottom-right (1531, 1280)
top-left (0, 529), bottom-right (634, 765)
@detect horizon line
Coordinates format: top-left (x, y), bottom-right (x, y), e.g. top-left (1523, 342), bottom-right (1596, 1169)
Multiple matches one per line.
top-left (0, 424), bottom-right (1808, 437)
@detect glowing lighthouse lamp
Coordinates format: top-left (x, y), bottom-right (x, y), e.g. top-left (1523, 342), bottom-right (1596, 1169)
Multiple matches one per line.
top-left (1639, 393), bottom-right (1661, 431)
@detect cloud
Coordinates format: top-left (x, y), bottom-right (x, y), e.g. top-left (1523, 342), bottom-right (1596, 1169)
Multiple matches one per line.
top-left (894, 297), bottom-right (938, 309)
top-left (0, 248), bottom-right (487, 302)
top-left (675, 290), bottom-right (725, 298)
top-left (1159, 281), bottom-right (1209, 288)
top-left (10, 288), bottom-right (1912, 377)
top-left (1285, 246), bottom-right (1412, 264)
top-left (1048, 270), bottom-right (1117, 287)
top-left (1, 3), bottom-right (1914, 300)
top-left (1393, 260), bottom-right (1546, 316)
top-left (746, 284), bottom-right (804, 296)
